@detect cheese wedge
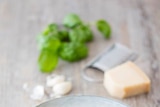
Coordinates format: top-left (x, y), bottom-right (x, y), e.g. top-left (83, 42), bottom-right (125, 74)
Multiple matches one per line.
top-left (104, 61), bottom-right (150, 99)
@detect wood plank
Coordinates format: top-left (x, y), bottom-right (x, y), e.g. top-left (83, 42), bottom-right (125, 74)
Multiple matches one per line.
top-left (126, 0), bottom-right (160, 106)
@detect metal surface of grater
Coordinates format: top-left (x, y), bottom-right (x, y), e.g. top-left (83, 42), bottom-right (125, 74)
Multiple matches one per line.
top-left (82, 43), bottom-right (138, 82)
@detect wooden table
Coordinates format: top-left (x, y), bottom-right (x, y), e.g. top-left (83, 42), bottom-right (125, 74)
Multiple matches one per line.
top-left (0, 0), bottom-right (160, 107)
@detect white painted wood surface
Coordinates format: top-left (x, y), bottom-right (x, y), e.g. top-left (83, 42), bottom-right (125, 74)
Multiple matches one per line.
top-left (0, 0), bottom-right (160, 107)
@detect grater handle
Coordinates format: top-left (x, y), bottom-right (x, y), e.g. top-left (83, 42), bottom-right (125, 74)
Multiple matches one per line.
top-left (81, 67), bottom-right (105, 83)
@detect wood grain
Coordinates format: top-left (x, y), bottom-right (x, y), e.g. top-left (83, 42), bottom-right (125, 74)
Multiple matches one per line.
top-left (0, 0), bottom-right (160, 107)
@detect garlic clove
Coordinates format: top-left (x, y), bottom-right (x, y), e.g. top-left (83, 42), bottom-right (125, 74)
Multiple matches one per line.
top-left (46, 74), bottom-right (58, 80)
top-left (30, 85), bottom-right (44, 101)
top-left (46, 75), bottom-right (65, 87)
top-left (52, 81), bottom-right (72, 95)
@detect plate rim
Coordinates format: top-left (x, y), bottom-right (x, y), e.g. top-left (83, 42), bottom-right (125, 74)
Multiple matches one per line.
top-left (36, 95), bottom-right (129, 107)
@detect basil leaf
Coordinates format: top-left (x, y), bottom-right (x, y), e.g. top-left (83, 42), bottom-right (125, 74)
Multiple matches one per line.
top-left (58, 42), bottom-right (88, 62)
top-left (63, 13), bottom-right (82, 28)
top-left (69, 25), bottom-right (93, 43)
top-left (55, 30), bottom-right (69, 42)
top-left (37, 35), bottom-right (61, 52)
top-left (96, 20), bottom-right (111, 39)
top-left (38, 50), bottom-right (58, 73)
top-left (43, 23), bottom-right (58, 35)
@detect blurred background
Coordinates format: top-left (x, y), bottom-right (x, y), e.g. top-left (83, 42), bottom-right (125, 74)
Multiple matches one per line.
top-left (0, 0), bottom-right (160, 107)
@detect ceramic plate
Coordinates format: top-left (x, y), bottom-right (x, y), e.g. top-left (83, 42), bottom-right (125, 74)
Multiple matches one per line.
top-left (37, 95), bottom-right (129, 107)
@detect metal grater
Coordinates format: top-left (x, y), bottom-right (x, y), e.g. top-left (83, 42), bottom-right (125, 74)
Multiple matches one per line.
top-left (82, 43), bottom-right (138, 82)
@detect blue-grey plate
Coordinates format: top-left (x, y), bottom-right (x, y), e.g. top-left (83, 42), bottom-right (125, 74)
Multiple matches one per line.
top-left (37, 95), bottom-right (129, 107)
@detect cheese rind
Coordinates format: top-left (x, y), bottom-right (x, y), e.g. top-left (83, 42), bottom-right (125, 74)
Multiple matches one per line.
top-left (103, 61), bottom-right (150, 98)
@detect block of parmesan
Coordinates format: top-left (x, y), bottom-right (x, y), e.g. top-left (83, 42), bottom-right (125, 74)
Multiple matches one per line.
top-left (103, 61), bottom-right (150, 99)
